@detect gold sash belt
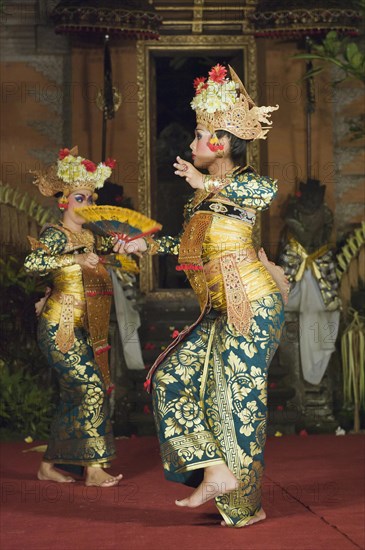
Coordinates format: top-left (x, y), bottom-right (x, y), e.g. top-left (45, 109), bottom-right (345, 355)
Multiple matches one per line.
top-left (55, 294), bottom-right (76, 353)
top-left (220, 253), bottom-right (253, 335)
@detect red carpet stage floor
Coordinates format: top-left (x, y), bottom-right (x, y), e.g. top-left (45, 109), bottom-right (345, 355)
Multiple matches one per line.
top-left (1, 435), bottom-right (364, 550)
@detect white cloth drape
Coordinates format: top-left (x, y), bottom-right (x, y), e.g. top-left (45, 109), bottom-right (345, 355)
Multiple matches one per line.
top-left (110, 269), bottom-right (145, 370)
top-left (286, 269), bottom-right (340, 385)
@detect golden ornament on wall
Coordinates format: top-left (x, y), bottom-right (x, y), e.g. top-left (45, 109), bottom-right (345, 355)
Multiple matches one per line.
top-left (96, 87), bottom-right (123, 115)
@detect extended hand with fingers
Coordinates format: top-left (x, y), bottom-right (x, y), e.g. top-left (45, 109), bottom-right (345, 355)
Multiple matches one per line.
top-left (173, 156), bottom-right (205, 189)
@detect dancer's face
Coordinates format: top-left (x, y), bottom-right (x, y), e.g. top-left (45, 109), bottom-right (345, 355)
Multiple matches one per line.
top-left (189, 125), bottom-right (217, 169)
top-left (66, 189), bottom-right (94, 225)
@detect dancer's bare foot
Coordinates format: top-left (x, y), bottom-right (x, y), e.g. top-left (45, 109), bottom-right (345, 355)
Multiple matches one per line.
top-left (220, 508), bottom-right (266, 527)
top-left (175, 463), bottom-right (238, 508)
top-left (37, 462), bottom-right (75, 483)
top-left (85, 467), bottom-right (123, 488)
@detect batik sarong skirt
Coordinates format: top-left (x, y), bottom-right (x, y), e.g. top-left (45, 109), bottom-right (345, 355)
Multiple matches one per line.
top-left (37, 317), bottom-right (116, 466)
top-left (152, 293), bottom-right (284, 527)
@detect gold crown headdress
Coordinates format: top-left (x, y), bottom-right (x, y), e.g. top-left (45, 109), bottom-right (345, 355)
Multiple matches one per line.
top-left (32, 146), bottom-right (116, 197)
top-left (191, 64), bottom-right (279, 141)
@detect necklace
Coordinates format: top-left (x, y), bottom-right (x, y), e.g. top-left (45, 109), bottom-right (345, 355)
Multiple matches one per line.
top-left (61, 224), bottom-right (95, 251)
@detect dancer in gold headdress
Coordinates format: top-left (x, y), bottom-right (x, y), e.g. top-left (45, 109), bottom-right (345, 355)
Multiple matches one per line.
top-left (130, 64), bottom-right (288, 526)
top-left (24, 147), bottom-right (123, 486)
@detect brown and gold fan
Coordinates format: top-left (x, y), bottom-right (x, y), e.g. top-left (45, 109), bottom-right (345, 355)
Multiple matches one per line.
top-left (75, 205), bottom-right (162, 243)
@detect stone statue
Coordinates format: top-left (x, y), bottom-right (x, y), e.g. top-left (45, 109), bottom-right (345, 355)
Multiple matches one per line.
top-left (283, 178), bottom-right (333, 253)
top-left (278, 178), bottom-right (340, 432)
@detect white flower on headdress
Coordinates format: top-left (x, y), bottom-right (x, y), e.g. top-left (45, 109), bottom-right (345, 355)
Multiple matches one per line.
top-left (56, 152), bottom-right (113, 189)
top-left (191, 69), bottom-right (238, 115)
top-left (191, 64), bottom-right (279, 140)
top-left (205, 95), bottom-right (224, 113)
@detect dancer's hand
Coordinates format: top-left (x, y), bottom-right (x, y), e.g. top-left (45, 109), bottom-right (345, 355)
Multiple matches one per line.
top-left (124, 238), bottom-right (147, 257)
top-left (35, 286), bottom-right (52, 317)
top-left (173, 156), bottom-right (204, 189)
top-left (258, 247), bottom-right (290, 304)
top-left (113, 238), bottom-right (127, 254)
top-left (75, 252), bottom-right (100, 269)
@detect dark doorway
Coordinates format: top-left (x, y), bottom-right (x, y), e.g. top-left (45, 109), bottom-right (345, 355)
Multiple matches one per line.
top-left (153, 52), bottom-right (244, 289)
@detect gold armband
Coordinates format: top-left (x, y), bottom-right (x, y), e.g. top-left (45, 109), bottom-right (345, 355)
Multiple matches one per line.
top-left (203, 175), bottom-right (230, 193)
top-left (145, 236), bottom-right (160, 255)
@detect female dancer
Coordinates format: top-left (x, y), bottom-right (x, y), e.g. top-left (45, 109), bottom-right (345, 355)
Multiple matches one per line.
top-left (130, 64), bottom-right (288, 527)
top-left (24, 147), bottom-right (123, 487)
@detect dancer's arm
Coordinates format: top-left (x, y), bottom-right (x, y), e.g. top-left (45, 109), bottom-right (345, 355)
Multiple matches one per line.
top-left (217, 169), bottom-right (278, 211)
top-left (24, 227), bottom-right (76, 275)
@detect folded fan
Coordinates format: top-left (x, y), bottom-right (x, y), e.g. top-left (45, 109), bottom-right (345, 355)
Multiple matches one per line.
top-left (75, 205), bottom-right (162, 242)
top-left (101, 254), bottom-right (139, 274)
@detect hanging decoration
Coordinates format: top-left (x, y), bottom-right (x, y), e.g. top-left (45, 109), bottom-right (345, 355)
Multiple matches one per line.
top-left (50, 0), bottom-right (162, 160)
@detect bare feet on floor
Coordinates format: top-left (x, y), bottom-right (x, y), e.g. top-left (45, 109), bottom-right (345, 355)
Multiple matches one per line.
top-left (85, 467), bottom-right (123, 488)
top-left (220, 508), bottom-right (266, 527)
top-left (175, 463), bottom-right (238, 508)
top-left (37, 462), bottom-right (75, 483)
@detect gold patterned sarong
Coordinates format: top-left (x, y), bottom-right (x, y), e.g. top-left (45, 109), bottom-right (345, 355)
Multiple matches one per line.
top-left (149, 169), bottom-right (285, 526)
top-left (24, 224), bottom-right (116, 466)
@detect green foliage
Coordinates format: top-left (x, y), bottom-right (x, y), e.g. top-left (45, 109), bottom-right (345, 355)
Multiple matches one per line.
top-left (0, 256), bottom-right (55, 439)
top-left (0, 256), bottom-right (49, 365)
top-left (0, 255), bottom-right (44, 294)
top-left (341, 310), bottom-right (365, 432)
top-left (0, 182), bottom-right (58, 226)
top-left (294, 31), bottom-right (365, 83)
top-left (0, 362), bottom-right (55, 439)
top-left (293, 11), bottom-right (365, 140)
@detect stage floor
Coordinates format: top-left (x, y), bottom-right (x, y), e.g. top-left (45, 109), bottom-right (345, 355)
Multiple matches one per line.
top-left (1, 435), bottom-right (364, 550)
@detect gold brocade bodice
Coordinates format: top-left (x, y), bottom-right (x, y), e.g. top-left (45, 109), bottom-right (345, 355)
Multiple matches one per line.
top-left (25, 224), bottom-right (114, 386)
top-left (202, 214), bottom-right (278, 312)
top-left (156, 169), bottom-right (283, 336)
top-left (42, 263), bottom-right (86, 326)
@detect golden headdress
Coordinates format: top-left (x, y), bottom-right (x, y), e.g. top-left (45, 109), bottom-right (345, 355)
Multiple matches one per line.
top-left (32, 146), bottom-right (116, 196)
top-left (191, 64), bottom-right (279, 141)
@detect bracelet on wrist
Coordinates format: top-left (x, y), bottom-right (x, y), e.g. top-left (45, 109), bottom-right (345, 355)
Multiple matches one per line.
top-left (145, 237), bottom-right (160, 255)
top-left (204, 176), bottom-right (229, 193)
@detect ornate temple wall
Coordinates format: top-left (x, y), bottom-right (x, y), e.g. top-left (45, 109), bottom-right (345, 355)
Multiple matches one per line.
top-left (257, 39), bottom-right (337, 255)
top-left (71, 43), bottom-right (139, 209)
top-left (0, 0), bottom-right (71, 249)
top-left (0, 3), bottom-right (363, 254)
top-left (331, 75), bottom-right (364, 235)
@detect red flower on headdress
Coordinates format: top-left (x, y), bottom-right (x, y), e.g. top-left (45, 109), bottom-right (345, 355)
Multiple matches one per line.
top-left (59, 148), bottom-right (71, 160)
top-left (193, 77), bottom-right (208, 94)
top-left (208, 64), bottom-right (227, 84)
top-left (105, 158), bottom-right (117, 169)
top-left (81, 159), bottom-right (97, 172)
top-left (193, 77), bottom-right (206, 89)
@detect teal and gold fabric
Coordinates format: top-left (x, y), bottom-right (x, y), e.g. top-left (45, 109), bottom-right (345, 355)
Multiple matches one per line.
top-left (24, 225), bottom-right (116, 467)
top-left (149, 167), bottom-right (285, 527)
